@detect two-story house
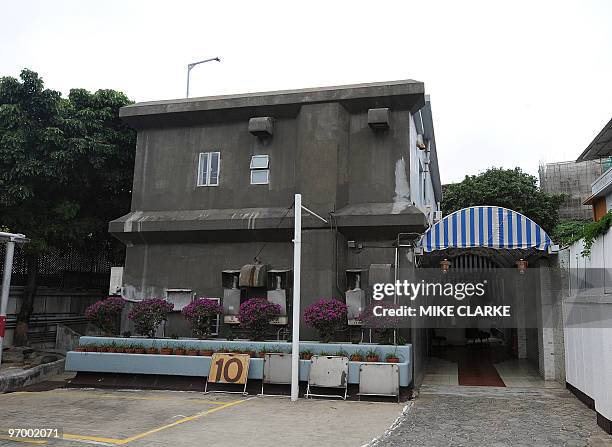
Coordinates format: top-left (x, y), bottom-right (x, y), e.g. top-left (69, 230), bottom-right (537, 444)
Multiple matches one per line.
top-left (110, 80), bottom-right (441, 338)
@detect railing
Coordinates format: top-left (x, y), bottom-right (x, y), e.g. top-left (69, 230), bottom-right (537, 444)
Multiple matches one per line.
top-left (591, 165), bottom-right (612, 195)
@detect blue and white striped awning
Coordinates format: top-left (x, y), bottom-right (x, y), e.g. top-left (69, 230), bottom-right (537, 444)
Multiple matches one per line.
top-left (420, 206), bottom-right (552, 252)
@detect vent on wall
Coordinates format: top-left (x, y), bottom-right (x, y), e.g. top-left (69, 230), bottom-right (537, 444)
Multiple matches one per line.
top-left (368, 108), bottom-right (390, 130)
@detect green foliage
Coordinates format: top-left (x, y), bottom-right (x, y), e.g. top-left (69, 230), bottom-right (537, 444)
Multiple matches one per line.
top-left (441, 167), bottom-right (565, 233)
top-left (579, 211), bottom-right (612, 257)
top-left (550, 219), bottom-right (590, 247)
top-left (0, 69), bottom-right (135, 256)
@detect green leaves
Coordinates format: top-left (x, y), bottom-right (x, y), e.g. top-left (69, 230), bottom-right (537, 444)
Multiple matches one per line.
top-left (442, 167), bottom-right (565, 233)
top-left (0, 68), bottom-right (136, 256)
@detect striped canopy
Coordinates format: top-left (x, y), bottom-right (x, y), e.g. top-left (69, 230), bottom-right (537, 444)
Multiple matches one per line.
top-left (420, 206), bottom-right (552, 252)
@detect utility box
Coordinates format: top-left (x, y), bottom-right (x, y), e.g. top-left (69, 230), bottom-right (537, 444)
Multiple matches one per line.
top-left (109, 267), bottom-right (123, 296)
top-left (346, 269), bottom-right (367, 326)
top-left (222, 270), bottom-right (242, 324)
top-left (267, 270), bottom-right (291, 325)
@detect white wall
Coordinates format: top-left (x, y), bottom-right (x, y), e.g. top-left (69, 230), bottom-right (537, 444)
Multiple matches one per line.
top-left (562, 232), bottom-right (612, 423)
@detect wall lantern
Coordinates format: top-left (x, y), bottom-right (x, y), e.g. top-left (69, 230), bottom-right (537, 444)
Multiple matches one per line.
top-left (516, 258), bottom-right (528, 274)
top-left (440, 258), bottom-right (451, 274)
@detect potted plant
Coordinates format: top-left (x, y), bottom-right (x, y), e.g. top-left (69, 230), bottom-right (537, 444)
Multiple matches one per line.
top-left (349, 351), bottom-right (364, 362)
top-left (300, 349), bottom-right (314, 360)
top-left (334, 349), bottom-right (348, 358)
top-left (385, 353), bottom-right (400, 363)
top-left (303, 298), bottom-right (348, 343)
top-left (199, 348), bottom-right (214, 356)
top-left (181, 298), bottom-right (223, 339)
top-left (238, 298), bottom-right (281, 341)
top-left (159, 344), bottom-right (173, 355)
top-left (174, 345), bottom-right (186, 356)
top-left (365, 348), bottom-right (379, 362)
top-left (186, 347), bottom-right (199, 356)
top-left (146, 345), bottom-right (159, 355)
top-left (124, 345), bottom-right (136, 354)
top-left (134, 345), bottom-right (146, 354)
top-left (128, 298), bottom-right (174, 338)
top-left (115, 345), bottom-right (125, 353)
top-left (75, 345), bottom-right (86, 352)
top-left (107, 342), bottom-right (117, 353)
top-left (84, 296), bottom-right (126, 337)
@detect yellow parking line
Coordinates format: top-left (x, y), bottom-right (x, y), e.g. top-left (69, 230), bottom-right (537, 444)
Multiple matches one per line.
top-left (62, 398), bottom-right (250, 445)
top-left (4, 390), bottom-right (231, 405)
top-left (0, 435), bottom-right (47, 445)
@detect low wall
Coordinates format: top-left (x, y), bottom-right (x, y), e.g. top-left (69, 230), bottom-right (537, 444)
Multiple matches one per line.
top-left (66, 337), bottom-right (413, 387)
top-left (0, 358), bottom-right (65, 393)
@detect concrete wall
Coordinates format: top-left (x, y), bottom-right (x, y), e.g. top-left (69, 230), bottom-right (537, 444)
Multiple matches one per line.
top-left (562, 233), bottom-right (612, 426)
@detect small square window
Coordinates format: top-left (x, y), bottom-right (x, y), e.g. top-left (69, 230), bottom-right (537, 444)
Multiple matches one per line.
top-left (250, 155), bottom-right (269, 169)
top-left (197, 152), bottom-right (220, 186)
top-left (251, 170), bottom-right (269, 185)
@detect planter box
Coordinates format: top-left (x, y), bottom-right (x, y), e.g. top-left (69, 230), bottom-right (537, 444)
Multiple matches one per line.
top-left (66, 337), bottom-right (412, 387)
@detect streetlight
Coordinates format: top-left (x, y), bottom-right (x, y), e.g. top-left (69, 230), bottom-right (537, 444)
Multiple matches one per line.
top-left (186, 57), bottom-right (221, 98)
top-left (0, 232), bottom-right (29, 366)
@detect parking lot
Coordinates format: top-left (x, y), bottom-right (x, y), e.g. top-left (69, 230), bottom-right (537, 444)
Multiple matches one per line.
top-left (0, 388), bottom-right (402, 446)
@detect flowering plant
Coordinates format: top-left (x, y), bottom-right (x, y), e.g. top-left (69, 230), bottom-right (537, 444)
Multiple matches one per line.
top-left (84, 296), bottom-right (126, 336)
top-left (128, 298), bottom-right (174, 338)
top-left (303, 298), bottom-right (348, 342)
top-left (238, 298), bottom-right (281, 340)
top-left (358, 302), bottom-right (398, 344)
top-left (181, 298), bottom-right (223, 339)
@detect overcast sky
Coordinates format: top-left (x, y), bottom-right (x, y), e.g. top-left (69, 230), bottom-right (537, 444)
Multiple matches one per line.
top-left (2, 0), bottom-right (611, 183)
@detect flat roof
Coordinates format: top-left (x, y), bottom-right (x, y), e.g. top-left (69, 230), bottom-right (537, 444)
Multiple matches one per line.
top-left (119, 79), bottom-right (425, 123)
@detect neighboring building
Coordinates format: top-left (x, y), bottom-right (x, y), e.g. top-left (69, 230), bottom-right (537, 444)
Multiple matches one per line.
top-left (577, 117), bottom-right (612, 221)
top-left (110, 80), bottom-right (441, 338)
top-left (539, 159), bottom-right (606, 220)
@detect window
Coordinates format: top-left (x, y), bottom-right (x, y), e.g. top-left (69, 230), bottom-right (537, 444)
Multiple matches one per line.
top-left (250, 154), bottom-right (269, 185)
top-left (197, 152), bottom-right (220, 186)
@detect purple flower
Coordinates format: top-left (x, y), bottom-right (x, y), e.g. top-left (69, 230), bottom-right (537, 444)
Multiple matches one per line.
top-left (238, 298), bottom-right (281, 340)
top-left (128, 298), bottom-right (174, 338)
top-left (181, 298), bottom-right (223, 338)
top-left (85, 296), bottom-right (126, 336)
top-left (303, 298), bottom-right (348, 342)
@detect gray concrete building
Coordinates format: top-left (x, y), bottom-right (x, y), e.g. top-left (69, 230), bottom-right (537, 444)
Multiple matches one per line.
top-left (110, 80), bottom-right (441, 339)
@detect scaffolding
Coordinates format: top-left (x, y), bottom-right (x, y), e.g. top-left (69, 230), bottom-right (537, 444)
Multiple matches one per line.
top-left (539, 159), bottom-right (606, 220)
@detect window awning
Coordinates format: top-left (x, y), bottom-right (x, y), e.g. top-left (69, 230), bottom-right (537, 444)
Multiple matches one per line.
top-left (419, 206), bottom-right (552, 252)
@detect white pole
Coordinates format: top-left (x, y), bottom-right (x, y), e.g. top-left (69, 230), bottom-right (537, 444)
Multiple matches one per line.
top-left (0, 241), bottom-right (16, 367)
top-left (291, 193), bottom-right (302, 401)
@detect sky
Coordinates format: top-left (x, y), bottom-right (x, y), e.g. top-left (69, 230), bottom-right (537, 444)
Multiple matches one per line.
top-left (1, 0), bottom-right (611, 184)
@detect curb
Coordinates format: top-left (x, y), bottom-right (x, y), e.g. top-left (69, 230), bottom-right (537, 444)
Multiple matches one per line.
top-left (0, 358), bottom-right (66, 393)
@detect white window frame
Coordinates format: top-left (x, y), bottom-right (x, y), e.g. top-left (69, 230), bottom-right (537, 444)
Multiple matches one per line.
top-left (250, 154), bottom-right (270, 185)
top-left (197, 151), bottom-right (220, 187)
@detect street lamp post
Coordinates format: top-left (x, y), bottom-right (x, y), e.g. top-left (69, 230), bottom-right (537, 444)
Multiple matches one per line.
top-left (186, 57), bottom-right (221, 98)
top-left (0, 232), bottom-right (29, 366)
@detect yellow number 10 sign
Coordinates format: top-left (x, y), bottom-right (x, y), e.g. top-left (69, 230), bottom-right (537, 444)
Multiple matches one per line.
top-left (207, 353), bottom-right (250, 388)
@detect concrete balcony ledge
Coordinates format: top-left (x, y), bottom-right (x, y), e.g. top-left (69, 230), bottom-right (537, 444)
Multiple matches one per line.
top-left (591, 167), bottom-right (612, 197)
top-left (66, 337), bottom-right (412, 387)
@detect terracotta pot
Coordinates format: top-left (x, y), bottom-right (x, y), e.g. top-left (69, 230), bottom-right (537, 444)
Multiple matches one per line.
top-left (187, 349), bottom-right (198, 356)
top-left (134, 348), bottom-right (146, 354)
top-left (107, 348), bottom-right (116, 353)
top-left (349, 355), bottom-right (363, 362)
top-left (386, 357), bottom-right (400, 363)
top-left (115, 347), bottom-right (125, 353)
top-left (174, 349), bottom-right (186, 356)
top-left (160, 348), bottom-right (173, 355)
top-left (247, 351), bottom-right (257, 358)
top-left (258, 352), bottom-right (267, 358)
top-left (366, 356), bottom-right (379, 362)
top-left (146, 348), bottom-right (158, 355)
top-left (124, 348), bottom-right (135, 354)
top-left (75, 347), bottom-right (85, 352)
top-left (97, 346), bottom-right (108, 353)
top-left (301, 354), bottom-right (313, 360)
top-left (200, 350), bottom-right (213, 356)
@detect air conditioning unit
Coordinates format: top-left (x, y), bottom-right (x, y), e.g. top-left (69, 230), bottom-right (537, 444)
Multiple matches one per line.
top-left (433, 210), bottom-right (443, 223)
top-left (108, 267), bottom-right (123, 296)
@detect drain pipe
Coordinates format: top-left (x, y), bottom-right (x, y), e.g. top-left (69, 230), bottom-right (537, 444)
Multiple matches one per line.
top-left (0, 232), bottom-right (29, 367)
top-left (393, 233), bottom-right (421, 346)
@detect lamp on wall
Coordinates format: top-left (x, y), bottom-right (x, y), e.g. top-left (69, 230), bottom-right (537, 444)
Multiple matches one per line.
top-left (516, 258), bottom-right (528, 274)
top-left (440, 258), bottom-right (451, 274)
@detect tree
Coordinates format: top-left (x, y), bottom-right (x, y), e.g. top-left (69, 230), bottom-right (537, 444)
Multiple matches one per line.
top-left (441, 167), bottom-right (565, 233)
top-left (0, 69), bottom-right (135, 345)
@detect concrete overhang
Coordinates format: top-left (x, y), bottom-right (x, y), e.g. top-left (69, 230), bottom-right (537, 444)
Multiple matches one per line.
top-left (576, 116), bottom-right (612, 162)
top-left (109, 202), bottom-right (429, 244)
top-left (119, 80), bottom-right (425, 129)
